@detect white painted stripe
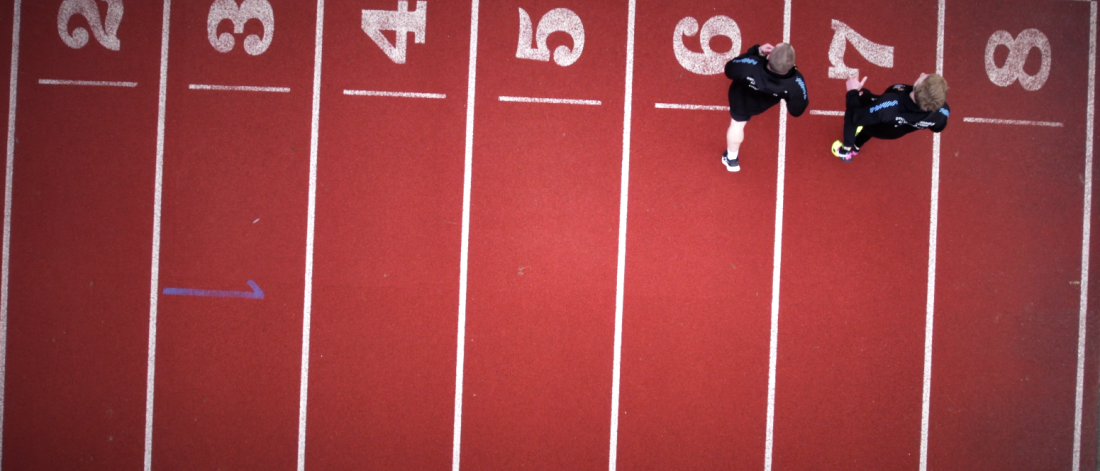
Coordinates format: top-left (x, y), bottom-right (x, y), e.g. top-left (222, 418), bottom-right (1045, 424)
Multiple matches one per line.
top-left (763, 2), bottom-right (791, 470)
top-left (298, 0), bottom-right (325, 469)
top-left (343, 90), bottom-right (445, 99)
top-left (498, 96), bottom-right (600, 106)
top-left (608, 0), bottom-right (636, 470)
top-left (188, 84), bottom-right (290, 93)
top-left (919, 1), bottom-right (946, 470)
top-left (1073, 4), bottom-right (1096, 471)
top-left (38, 79), bottom-right (137, 87)
top-left (808, 110), bottom-right (844, 116)
top-left (654, 103), bottom-right (725, 111)
top-left (144, 1), bottom-right (170, 470)
top-left (0, 1), bottom-right (20, 468)
top-left (453, 0), bottom-right (479, 469)
top-left (962, 117), bottom-right (1064, 127)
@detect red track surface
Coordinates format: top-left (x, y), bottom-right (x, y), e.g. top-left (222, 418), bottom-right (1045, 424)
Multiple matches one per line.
top-left (1, 0), bottom-right (1098, 470)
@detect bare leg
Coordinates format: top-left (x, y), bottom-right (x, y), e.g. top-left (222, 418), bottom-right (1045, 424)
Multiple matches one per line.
top-left (726, 118), bottom-right (746, 153)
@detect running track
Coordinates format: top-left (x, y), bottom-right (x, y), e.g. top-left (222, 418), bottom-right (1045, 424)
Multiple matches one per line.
top-left (0, 0), bottom-right (1097, 469)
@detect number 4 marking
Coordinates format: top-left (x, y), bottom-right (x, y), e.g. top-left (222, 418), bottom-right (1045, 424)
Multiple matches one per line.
top-left (828, 19), bottom-right (894, 79)
top-left (362, 1), bottom-right (427, 64)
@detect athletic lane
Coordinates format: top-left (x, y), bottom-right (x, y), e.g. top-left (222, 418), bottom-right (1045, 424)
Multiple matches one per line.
top-left (773, 1), bottom-right (939, 468)
top-left (929, 2), bottom-right (1091, 469)
top-left (305, 0), bottom-right (467, 468)
top-left (616, 2), bottom-right (782, 469)
top-left (2, 1), bottom-right (160, 468)
top-left (459, 1), bottom-right (627, 468)
top-left (152, 1), bottom-right (314, 468)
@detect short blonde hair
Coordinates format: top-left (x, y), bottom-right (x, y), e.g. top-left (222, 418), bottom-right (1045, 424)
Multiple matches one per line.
top-left (768, 43), bottom-right (795, 75)
top-left (914, 74), bottom-right (948, 111)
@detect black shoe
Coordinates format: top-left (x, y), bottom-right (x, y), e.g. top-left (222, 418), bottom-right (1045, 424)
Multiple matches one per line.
top-left (722, 151), bottom-right (740, 172)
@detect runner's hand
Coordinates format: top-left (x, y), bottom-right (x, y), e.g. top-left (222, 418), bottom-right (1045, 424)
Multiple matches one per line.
top-left (759, 43), bottom-right (775, 55)
top-left (846, 76), bottom-right (867, 92)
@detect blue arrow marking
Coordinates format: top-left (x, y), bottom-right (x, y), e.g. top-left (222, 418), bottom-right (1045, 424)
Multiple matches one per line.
top-left (162, 280), bottom-right (264, 299)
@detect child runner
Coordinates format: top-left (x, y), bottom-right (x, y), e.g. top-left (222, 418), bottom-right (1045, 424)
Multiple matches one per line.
top-left (722, 42), bottom-right (808, 172)
top-left (831, 73), bottom-right (950, 161)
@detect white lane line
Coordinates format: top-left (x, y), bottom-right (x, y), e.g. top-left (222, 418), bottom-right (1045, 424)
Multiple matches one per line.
top-left (763, 1), bottom-right (792, 470)
top-left (39, 79), bottom-right (137, 87)
top-left (654, 103), bottom-right (725, 111)
top-left (1073, 4), bottom-right (1096, 471)
top-left (498, 96), bottom-right (600, 106)
top-left (188, 84), bottom-right (290, 93)
top-left (453, 0), bottom-right (479, 469)
top-left (343, 90), bottom-right (445, 99)
top-left (297, 0), bottom-right (325, 469)
top-left (962, 117), bottom-right (1064, 127)
top-left (919, 1), bottom-right (946, 470)
top-left (144, 1), bottom-right (171, 470)
top-left (608, 0), bottom-right (636, 469)
top-left (0, 1), bottom-right (21, 468)
top-left (808, 110), bottom-right (844, 116)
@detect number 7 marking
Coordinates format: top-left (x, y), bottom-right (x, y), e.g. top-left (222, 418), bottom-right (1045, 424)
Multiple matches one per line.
top-left (828, 19), bottom-right (894, 79)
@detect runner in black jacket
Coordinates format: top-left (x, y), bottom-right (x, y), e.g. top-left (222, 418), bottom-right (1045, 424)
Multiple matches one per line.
top-left (831, 73), bottom-right (950, 161)
top-left (721, 42), bottom-right (808, 172)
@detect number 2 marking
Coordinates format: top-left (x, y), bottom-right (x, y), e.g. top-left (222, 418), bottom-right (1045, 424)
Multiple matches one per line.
top-left (985, 29), bottom-right (1051, 91)
top-left (58, 0), bottom-right (123, 51)
top-left (516, 7), bottom-right (585, 67)
top-left (672, 15), bottom-right (740, 75)
top-left (207, 0), bottom-right (275, 56)
top-left (827, 19), bottom-right (893, 79)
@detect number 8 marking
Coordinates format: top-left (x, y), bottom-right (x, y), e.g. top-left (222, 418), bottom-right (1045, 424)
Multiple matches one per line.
top-left (985, 29), bottom-right (1051, 91)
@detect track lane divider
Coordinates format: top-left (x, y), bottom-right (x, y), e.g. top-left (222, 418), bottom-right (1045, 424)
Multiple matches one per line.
top-left (608, 0), bottom-right (637, 470)
top-left (452, 0), bottom-right (480, 469)
top-left (143, 1), bottom-right (171, 470)
top-left (297, 0), bottom-right (326, 469)
top-left (0, 1), bottom-right (21, 468)
top-left (1073, 4), bottom-right (1096, 471)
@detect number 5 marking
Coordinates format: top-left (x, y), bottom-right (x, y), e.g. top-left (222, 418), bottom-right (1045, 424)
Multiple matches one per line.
top-left (985, 29), bottom-right (1051, 91)
top-left (58, 0), bottom-right (123, 51)
top-left (672, 15), bottom-right (740, 75)
top-left (827, 19), bottom-right (893, 79)
top-left (516, 8), bottom-right (584, 67)
top-left (208, 0), bottom-right (274, 56)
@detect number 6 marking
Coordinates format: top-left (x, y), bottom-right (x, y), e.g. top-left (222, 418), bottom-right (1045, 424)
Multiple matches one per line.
top-left (58, 0), bottom-right (123, 51)
top-left (516, 8), bottom-right (584, 67)
top-left (985, 29), bottom-right (1051, 91)
top-left (207, 0), bottom-right (275, 56)
top-left (672, 15), bottom-right (740, 75)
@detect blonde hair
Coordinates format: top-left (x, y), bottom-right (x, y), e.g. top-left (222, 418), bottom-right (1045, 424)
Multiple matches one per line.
top-left (914, 74), bottom-right (948, 111)
top-left (768, 43), bottom-right (795, 75)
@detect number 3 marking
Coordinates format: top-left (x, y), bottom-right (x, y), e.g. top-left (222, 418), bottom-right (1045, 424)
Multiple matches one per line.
top-left (58, 0), bottom-right (123, 51)
top-left (985, 29), bottom-right (1050, 91)
top-left (516, 8), bottom-right (584, 67)
top-left (208, 0), bottom-right (275, 56)
top-left (672, 15), bottom-right (740, 75)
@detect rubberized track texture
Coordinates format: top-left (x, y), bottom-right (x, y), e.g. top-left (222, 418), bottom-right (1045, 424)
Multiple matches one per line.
top-left (0, 0), bottom-right (1098, 470)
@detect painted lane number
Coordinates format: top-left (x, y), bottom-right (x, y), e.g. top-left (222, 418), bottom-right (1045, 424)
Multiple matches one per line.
top-left (985, 29), bottom-right (1051, 91)
top-left (673, 15), bottom-right (740, 75)
top-left (208, 0), bottom-right (275, 56)
top-left (362, 1), bottom-right (427, 64)
top-left (58, 0), bottom-right (123, 51)
top-left (516, 7), bottom-right (584, 66)
top-left (827, 19), bottom-right (894, 79)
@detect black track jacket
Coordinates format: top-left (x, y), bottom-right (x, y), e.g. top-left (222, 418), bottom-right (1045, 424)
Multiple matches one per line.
top-left (724, 44), bottom-right (809, 119)
top-left (843, 83), bottom-right (950, 147)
